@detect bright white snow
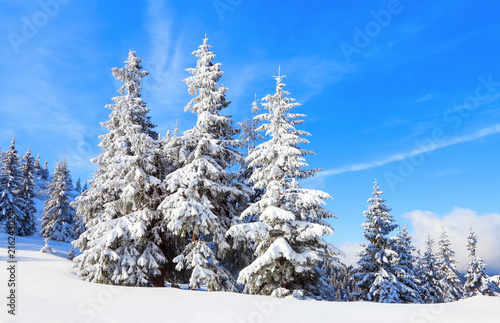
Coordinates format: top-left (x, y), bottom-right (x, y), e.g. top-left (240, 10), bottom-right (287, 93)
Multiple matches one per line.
top-left (1, 234), bottom-right (499, 323)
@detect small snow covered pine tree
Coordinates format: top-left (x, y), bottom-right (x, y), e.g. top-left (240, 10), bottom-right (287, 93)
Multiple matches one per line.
top-left (392, 226), bottom-right (423, 303)
top-left (65, 168), bottom-right (74, 192)
top-left (73, 50), bottom-right (165, 287)
top-left (34, 154), bottom-right (42, 178)
top-left (236, 94), bottom-right (266, 210)
top-left (68, 246), bottom-right (77, 260)
top-left (464, 228), bottom-right (494, 297)
top-left (18, 147), bottom-right (37, 236)
top-left (238, 94), bottom-right (265, 154)
top-left (33, 154), bottom-right (50, 200)
top-left (227, 71), bottom-right (339, 300)
top-left (417, 236), bottom-right (445, 303)
top-left (437, 227), bottom-right (463, 301)
top-left (0, 136), bottom-right (25, 235)
top-left (352, 181), bottom-right (404, 303)
top-left (41, 159), bottom-right (74, 242)
top-left (158, 36), bottom-right (245, 291)
top-left (40, 238), bottom-right (55, 254)
top-left (72, 213), bottom-right (85, 240)
top-left (75, 177), bottom-right (82, 193)
top-left (41, 160), bottom-right (49, 180)
top-left (82, 182), bottom-right (88, 192)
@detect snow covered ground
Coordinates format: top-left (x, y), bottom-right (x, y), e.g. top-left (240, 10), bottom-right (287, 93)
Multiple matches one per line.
top-left (1, 234), bottom-right (499, 323)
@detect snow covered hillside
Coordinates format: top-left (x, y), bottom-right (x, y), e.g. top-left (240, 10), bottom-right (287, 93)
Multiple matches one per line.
top-left (1, 235), bottom-right (499, 323)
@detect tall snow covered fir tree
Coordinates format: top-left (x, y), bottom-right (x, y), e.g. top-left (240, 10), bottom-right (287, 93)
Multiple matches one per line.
top-left (416, 236), bottom-right (445, 303)
top-left (437, 227), bottom-right (463, 301)
top-left (158, 36), bottom-right (245, 291)
top-left (41, 159), bottom-right (75, 243)
top-left (464, 229), bottom-right (494, 297)
top-left (227, 71), bottom-right (340, 300)
top-left (353, 181), bottom-right (419, 303)
top-left (0, 136), bottom-right (25, 235)
top-left (73, 50), bottom-right (166, 287)
top-left (18, 147), bottom-right (37, 236)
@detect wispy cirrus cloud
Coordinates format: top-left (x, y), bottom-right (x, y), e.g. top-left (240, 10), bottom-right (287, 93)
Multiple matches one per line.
top-left (143, 0), bottom-right (191, 111)
top-left (318, 123), bottom-right (500, 177)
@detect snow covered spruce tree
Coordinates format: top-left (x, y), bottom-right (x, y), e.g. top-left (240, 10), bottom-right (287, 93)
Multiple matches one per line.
top-left (437, 227), bottom-right (463, 301)
top-left (41, 159), bottom-right (75, 243)
top-left (464, 229), bottom-right (494, 297)
top-left (0, 145), bottom-right (4, 163)
top-left (416, 236), bottom-right (445, 303)
top-left (0, 136), bottom-right (25, 235)
top-left (34, 154), bottom-right (42, 178)
top-left (353, 181), bottom-right (420, 303)
top-left (41, 160), bottom-right (49, 180)
top-left (75, 177), bottom-right (82, 194)
top-left (239, 94), bottom-right (265, 154)
top-left (32, 154), bottom-right (50, 199)
top-left (227, 71), bottom-right (340, 300)
top-left (72, 212), bottom-right (85, 240)
top-left (158, 36), bottom-right (245, 291)
top-left (236, 94), bottom-right (266, 210)
top-left (18, 147), bottom-right (37, 236)
top-left (392, 225), bottom-right (423, 303)
top-left (73, 50), bottom-right (166, 287)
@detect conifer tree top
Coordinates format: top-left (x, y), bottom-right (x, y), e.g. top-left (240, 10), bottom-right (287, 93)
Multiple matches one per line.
top-left (184, 35), bottom-right (229, 115)
top-left (251, 93), bottom-right (260, 114)
top-left (9, 135), bottom-right (16, 151)
top-left (113, 50), bottom-right (149, 98)
top-left (361, 181), bottom-right (396, 233)
top-left (467, 228), bottom-right (477, 258)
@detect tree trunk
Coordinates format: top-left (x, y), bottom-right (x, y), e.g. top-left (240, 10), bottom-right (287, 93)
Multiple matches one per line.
top-left (153, 269), bottom-right (165, 287)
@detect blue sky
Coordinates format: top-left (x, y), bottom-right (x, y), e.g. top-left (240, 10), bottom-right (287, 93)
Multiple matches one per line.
top-left (1, 0), bottom-right (500, 272)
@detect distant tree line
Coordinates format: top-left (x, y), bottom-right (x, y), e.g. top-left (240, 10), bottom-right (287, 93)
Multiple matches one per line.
top-left (0, 137), bottom-right (87, 253)
top-left (323, 181), bottom-right (498, 303)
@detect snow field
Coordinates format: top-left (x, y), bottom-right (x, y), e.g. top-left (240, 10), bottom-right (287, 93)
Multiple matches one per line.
top-left (1, 234), bottom-right (499, 323)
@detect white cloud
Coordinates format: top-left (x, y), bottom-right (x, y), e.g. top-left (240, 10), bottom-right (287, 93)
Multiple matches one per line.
top-left (403, 208), bottom-right (500, 274)
top-left (319, 123), bottom-right (500, 177)
top-left (337, 240), bottom-right (363, 267)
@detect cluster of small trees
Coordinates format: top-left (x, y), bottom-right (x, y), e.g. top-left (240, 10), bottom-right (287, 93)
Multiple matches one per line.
top-left (72, 36), bottom-right (341, 300)
top-left (0, 137), bottom-right (86, 252)
top-left (350, 181), bottom-right (497, 303)
top-left (0, 137), bottom-right (43, 236)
